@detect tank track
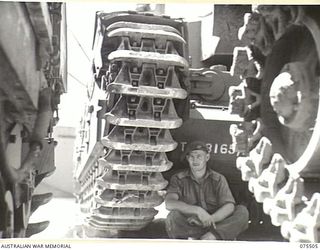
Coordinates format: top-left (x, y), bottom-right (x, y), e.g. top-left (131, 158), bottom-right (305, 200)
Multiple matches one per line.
top-left (74, 11), bottom-right (188, 235)
top-left (229, 6), bottom-right (320, 242)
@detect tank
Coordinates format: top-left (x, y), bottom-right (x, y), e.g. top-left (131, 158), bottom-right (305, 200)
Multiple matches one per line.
top-left (0, 2), bottom-right (67, 238)
top-left (74, 5), bottom-right (320, 242)
top-left (73, 7), bottom-right (253, 239)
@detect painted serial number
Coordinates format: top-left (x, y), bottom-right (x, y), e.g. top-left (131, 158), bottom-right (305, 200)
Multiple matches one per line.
top-left (180, 142), bottom-right (235, 155)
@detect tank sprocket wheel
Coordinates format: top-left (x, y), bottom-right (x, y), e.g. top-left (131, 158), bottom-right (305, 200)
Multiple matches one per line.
top-left (233, 6), bottom-right (320, 242)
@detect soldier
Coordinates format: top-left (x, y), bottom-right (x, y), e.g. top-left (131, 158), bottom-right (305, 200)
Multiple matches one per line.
top-left (165, 141), bottom-right (249, 240)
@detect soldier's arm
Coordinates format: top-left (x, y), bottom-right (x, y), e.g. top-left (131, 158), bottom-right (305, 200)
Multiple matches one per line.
top-left (165, 192), bottom-right (212, 226)
top-left (210, 202), bottom-right (235, 223)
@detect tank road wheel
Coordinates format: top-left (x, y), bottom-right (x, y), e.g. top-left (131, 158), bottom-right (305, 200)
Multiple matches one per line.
top-left (14, 201), bottom-right (31, 237)
top-left (0, 173), bottom-right (14, 238)
top-left (4, 191), bottom-right (14, 238)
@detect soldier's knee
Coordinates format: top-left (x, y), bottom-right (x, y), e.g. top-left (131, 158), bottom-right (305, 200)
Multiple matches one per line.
top-left (166, 210), bottom-right (183, 223)
top-left (165, 211), bottom-right (184, 238)
top-left (236, 205), bottom-right (249, 218)
top-left (235, 205), bottom-right (249, 229)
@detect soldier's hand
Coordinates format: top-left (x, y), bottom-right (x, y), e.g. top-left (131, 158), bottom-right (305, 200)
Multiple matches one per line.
top-left (210, 219), bottom-right (216, 229)
top-left (196, 207), bottom-right (213, 227)
top-left (187, 216), bottom-right (202, 226)
top-left (205, 216), bottom-right (216, 229)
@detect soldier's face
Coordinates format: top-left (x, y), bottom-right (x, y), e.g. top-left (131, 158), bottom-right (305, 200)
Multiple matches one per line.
top-left (186, 150), bottom-right (209, 173)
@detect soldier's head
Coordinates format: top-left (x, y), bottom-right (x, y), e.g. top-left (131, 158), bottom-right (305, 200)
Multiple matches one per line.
top-left (184, 141), bottom-right (210, 175)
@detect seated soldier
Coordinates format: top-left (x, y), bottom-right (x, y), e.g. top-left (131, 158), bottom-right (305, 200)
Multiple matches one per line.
top-left (165, 141), bottom-right (249, 240)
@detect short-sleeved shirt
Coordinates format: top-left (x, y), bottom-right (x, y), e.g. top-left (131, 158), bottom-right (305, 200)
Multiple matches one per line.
top-left (167, 168), bottom-right (235, 214)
